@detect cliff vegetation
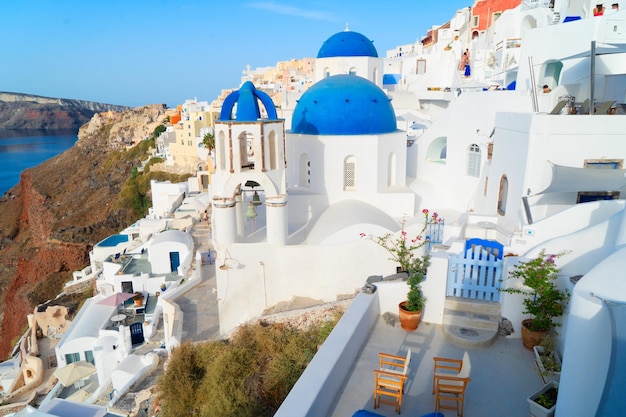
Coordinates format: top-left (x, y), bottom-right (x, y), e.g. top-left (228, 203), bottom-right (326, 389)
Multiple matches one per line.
top-left (0, 104), bottom-right (186, 359)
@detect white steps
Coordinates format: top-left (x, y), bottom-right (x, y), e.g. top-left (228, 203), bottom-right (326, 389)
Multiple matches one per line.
top-left (442, 297), bottom-right (501, 348)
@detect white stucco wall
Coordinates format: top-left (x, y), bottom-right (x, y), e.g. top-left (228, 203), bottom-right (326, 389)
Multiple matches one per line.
top-left (148, 230), bottom-right (193, 275)
top-left (557, 247), bottom-right (626, 417)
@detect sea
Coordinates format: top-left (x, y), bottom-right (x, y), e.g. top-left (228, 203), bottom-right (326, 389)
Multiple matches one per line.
top-left (0, 130), bottom-right (78, 195)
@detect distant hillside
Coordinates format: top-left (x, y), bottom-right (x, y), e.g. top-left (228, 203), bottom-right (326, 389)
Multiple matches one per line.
top-left (0, 91), bottom-right (130, 130)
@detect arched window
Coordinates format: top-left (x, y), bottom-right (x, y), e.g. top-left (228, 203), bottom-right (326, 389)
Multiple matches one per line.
top-left (299, 153), bottom-right (310, 187)
top-left (238, 132), bottom-right (253, 169)
top-left (497, 175), bottom-right (508, 215)
top-left (324, 67), bottom-right (331, 78)
top-left (269, 131), bottom-right (277, 170)
top-left (218, 131), bottom-right (226, 171)
top-left (541, 61), bottom-right (563, 90)
top-left (467, 143), bottom-right (481, 177)
top-left (349, 67), bottom-right (357, 75)
top-left (344, 155), bottom-right (357, 191)
top-left (387, 152), bottom-right (397, 186)
top-left (426, 137), bottom-right (447, 164)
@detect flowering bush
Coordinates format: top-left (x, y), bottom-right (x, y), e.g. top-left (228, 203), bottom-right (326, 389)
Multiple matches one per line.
top-left (362, 209), bottom-right (440, 312)
top-left (502, 250), bottom-right (570, 332)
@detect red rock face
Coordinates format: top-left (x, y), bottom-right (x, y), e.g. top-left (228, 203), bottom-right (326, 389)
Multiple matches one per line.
top-left (0, 105), bottom-right (170, 359)
top-left (0, 246), bottom-right (88, 358)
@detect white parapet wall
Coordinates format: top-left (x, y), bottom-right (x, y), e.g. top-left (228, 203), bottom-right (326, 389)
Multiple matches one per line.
top-left (274, 290), bottom-right (380, 417)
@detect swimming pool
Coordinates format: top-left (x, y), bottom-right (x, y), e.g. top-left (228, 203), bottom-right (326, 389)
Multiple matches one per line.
top-left (98, 234), bottom-right (129, 247)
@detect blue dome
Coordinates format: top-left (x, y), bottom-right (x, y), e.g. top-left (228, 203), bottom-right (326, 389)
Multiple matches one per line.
top-left (317, 30), bottom-right (378, 58)
top-left (291, 75), bottom-right (396, 136)
top-left (219, 81), bottom-right (278, 121)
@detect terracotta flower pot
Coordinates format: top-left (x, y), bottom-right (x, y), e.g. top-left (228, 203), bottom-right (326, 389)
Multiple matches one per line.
top-left (399, 301), bottom-right (422, 331)
top-left (521, 319), bottom-right (549, 350)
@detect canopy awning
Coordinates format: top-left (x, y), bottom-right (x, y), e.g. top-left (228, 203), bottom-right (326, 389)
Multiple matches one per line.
top-left (536, 162), bottom-right (626, 195)
top-left (562, 41), bottom-right (626, 60)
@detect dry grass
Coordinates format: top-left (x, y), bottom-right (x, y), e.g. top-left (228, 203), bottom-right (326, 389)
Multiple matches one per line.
top-left (157, 313), bottom-right (341, 417)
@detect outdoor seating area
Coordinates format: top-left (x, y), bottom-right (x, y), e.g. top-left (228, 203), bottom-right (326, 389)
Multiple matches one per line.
top-left (329, 318), bottom-right (542, 417)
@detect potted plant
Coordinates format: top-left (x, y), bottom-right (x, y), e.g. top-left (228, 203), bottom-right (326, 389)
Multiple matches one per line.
top-left (501, 250), bottom-right (570, 349)
top-left (366, 209), bottom-right (440, 330)
top-left (399, 254), bottom-right (430, 330)
top-left (160, 283), bottom-right (167, 292)
top-left (534, 335), bottom-right (561, 383)
top-left (527, 381), bottom-right (558, 417)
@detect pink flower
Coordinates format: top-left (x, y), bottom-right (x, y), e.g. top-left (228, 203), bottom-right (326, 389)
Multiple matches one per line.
top-left (359, 232), bottom-right (366, 237)
top-left (422, 209), bottom-right (429, 215)
top-left (432, 212), bottom-right (438, 219)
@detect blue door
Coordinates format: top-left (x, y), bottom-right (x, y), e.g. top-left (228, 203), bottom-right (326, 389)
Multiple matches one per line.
top-left (130, 322), bottom-right (144, 345)
top-left (169, 252), bottom-right (180, 273)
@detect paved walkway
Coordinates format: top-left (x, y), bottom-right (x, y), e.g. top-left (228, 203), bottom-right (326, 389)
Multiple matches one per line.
top-left (176, 222), bottom-right (220, 343)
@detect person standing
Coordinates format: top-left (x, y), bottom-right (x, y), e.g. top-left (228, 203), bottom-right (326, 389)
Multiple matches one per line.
top-left (459, 52), bottom-right (468, 71)
top-left (463, 49), bottom-right (471, 77)
top-left (594, 3), bottom-right (605, 15)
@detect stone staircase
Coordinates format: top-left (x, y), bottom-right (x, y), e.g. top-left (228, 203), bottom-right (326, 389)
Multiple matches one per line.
top-left (442, 297), bottom-right (501, 348)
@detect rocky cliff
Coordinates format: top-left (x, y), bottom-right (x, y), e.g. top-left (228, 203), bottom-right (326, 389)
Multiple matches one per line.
top-left (0, 104), bottom-right (170, 359)
top-left (0, 92), bottom-right (130, 130)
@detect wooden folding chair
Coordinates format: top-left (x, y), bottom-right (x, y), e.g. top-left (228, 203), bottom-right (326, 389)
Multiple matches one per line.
top-left (379, 349), bottom-right (411, 392)
top-left (432, 351), bottom-right (471, 416)
top-left (373, 369), bottom-right (407, 414)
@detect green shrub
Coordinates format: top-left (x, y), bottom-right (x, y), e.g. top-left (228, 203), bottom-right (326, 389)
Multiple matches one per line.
top-left (157, 314), bottom-right (341, 417)
top-left (118, 169), bottom-right (191, 217)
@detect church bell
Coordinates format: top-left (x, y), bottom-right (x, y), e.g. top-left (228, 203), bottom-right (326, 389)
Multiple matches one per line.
top-left (251, 191), bottom-right (262, 206)
top-left (245, 201), bottom-right (257, 219)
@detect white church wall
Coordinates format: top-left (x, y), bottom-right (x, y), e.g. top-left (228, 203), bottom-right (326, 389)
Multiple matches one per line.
top-left (286, 133), bottom-right (415, 220)
top-left (216, 218), bottom-right (454, 335)
top-left (375, 133), bottom-right (408, 189)
top-left (314, 57), bottom-right (382, 85)
top-left (216, 240), bottom-right (404, 336)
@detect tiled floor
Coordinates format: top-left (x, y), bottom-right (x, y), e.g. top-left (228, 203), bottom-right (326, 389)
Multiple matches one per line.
top-left (329, 318), bottom-right (544, 417)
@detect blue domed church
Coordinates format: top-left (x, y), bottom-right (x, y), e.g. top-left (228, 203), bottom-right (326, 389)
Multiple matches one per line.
top-left (211, 30), bottom-right (417, 335)
top-left (286, 72), bottom-right (414, 240)
top-left (314, 26), bottom-right (383, 87)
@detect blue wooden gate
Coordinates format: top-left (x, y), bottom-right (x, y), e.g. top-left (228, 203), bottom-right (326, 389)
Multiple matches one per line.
top-left (446, 239), bottom-right (503, 301)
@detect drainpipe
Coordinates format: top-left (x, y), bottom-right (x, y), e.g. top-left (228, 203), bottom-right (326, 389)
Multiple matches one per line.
top-left (529, 56), bottom-right (538, 112)
top-left (590, 41), bottom-right (596, 115)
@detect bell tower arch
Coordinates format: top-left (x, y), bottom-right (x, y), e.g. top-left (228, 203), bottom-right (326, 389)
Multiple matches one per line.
top-left (211, 82), bottom-right (287, 248)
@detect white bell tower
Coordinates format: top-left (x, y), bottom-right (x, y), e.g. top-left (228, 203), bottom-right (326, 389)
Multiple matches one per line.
top-left (211, 82), bottom-right (288, 250)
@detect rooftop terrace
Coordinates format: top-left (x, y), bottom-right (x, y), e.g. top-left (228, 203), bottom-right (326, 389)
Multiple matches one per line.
top-left (276, 289), bottom-right (544, 417)
top-left (329, 318), bottom-right (542, 416)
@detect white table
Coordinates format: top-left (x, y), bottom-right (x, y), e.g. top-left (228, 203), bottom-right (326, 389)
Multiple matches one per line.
top-left (111, 314), bottom-right (126, 325)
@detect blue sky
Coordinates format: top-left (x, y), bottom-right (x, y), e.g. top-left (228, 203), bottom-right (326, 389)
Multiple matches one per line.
top-left (1, 1), bottom-right (470, 108)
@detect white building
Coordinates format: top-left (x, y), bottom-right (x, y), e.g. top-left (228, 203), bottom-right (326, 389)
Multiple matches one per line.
top-left (211, 10), bottom-right (626, 414)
